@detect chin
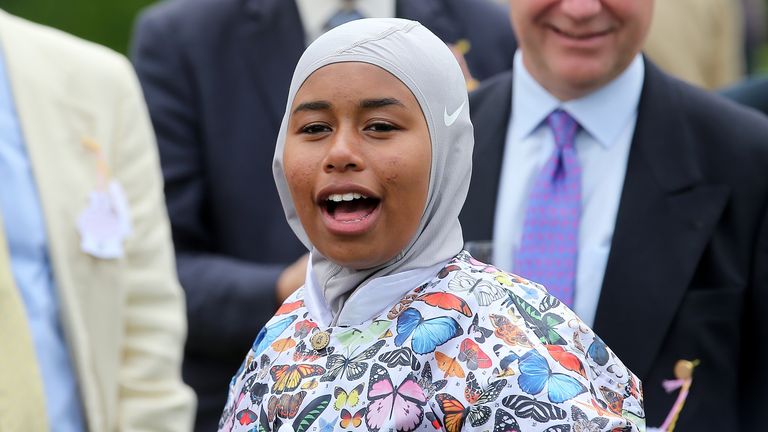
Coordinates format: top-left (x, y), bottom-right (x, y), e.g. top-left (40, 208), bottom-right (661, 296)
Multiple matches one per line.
top-left (320, 243), bottom-right (392, 270)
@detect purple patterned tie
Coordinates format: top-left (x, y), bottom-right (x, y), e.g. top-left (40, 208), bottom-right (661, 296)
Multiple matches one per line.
top-left (514, 109), bottom-right (581, 307)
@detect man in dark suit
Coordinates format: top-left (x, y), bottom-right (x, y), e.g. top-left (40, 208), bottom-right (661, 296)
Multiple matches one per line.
top-left (461, 0), bottom-right (768, 430)
top-left (130, 0), bottom-right (516, 429)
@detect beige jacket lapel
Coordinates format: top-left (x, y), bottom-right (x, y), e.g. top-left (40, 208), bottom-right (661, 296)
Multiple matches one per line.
top-left (0, 10), bottom-right (112, 431)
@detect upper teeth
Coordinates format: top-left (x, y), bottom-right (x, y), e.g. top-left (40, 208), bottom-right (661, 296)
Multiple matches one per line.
top-left (327, 193), bottom-right (367, 202)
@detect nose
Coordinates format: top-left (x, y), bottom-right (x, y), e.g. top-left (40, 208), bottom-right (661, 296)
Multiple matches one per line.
top-left (560, 0), bottom-right (602, 20)
top-left (323, 127), bottom-right (365, 173)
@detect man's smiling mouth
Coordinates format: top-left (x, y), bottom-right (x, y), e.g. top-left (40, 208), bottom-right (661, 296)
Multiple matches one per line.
top-left (549, 25), bottom-right (612, 40)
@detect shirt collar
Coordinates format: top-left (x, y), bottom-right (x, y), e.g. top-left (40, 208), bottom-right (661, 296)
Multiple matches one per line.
top-left (511, 50), bottom-right (645, 149)
top-left (303, 251), bottom-right (446, 327)
top-left (296, 0), bottom-right (396, 44)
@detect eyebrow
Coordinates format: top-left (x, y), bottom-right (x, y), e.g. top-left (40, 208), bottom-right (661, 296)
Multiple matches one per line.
top-left (360, 98), bottom-right (405, 109)
top-left (293, 100), bottom-right (331, 114)
top-left (292, 97), bottom-right (405, 114)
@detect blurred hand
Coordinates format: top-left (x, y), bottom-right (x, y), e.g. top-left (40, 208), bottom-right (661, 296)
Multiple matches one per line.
top-left (276, 253), bottom-right (309, 304)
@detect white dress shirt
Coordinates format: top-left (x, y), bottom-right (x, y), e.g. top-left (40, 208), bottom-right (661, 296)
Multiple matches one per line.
top-left (493, 51), bottom-right (645, 326)
top-left (296, 0), bottom-right (396, 44)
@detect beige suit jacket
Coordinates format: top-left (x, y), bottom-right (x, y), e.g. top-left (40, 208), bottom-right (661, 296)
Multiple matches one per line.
top-left (0, 10), bottom-right (195, 431)
top-left (644, 0), bottom-right (744, 89)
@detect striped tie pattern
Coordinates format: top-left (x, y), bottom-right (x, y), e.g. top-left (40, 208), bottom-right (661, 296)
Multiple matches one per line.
top-left (514, 109), bottom-right (581, 307)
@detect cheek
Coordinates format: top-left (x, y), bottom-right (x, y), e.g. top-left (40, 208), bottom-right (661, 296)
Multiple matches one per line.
top-left (286, 164), bottom-right (313, 187)
top-left (380, 155), bottom-right (429, 192)
top-left (384, 158), bottom-right (401, 185)
top-left (284, 155), bottom-right (317, 208)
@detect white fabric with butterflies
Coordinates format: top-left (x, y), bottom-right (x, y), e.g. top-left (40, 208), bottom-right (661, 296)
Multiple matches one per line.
top-left (218, 251), bottom-right (645, 432)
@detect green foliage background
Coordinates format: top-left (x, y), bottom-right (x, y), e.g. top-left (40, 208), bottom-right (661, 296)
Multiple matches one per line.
top-left (1, 0), bottom-right (156, 54)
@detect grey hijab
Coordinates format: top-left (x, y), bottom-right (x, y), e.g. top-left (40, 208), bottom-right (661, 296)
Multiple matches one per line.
top-left (273, 18), bottom-right (473, 317)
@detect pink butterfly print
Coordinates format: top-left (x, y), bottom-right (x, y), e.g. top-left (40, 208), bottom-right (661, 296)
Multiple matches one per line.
top-left (365, 363), bottom-right (428, 432)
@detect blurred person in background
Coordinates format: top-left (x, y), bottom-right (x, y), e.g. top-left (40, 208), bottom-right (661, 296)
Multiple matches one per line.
top-left (130, 0), bottom-right (516, 430)
top-left (0, 9), bottom-right (194, 432)
top-left (462, 0), bottom-right (768, 429)
top-left (741, 0), bottom-right (767, 71)
top-left (643, 0), bottom-right (744, 89)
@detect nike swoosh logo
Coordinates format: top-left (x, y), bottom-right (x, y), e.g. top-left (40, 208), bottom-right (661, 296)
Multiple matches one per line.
top-left (443, 101), bottom-right (466, 127)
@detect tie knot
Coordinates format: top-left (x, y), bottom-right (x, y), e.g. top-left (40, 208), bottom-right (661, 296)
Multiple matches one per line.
top-left (324, 2), bottom-right (365, 32)
top-left (546, 109), bottom-right (579, 150)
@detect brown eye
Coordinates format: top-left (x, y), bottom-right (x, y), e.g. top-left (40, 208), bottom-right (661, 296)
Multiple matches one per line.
top-left (301, 123), bottom-right (331, 134)
top-left (365, 122), bottom-right (400, 133)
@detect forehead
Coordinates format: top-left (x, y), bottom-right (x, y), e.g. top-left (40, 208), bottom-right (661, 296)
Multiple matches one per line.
top-left (293, 62), bottom-right (420, 108)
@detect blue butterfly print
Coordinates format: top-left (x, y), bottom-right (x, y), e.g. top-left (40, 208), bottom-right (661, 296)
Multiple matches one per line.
top-left (394, 308), bottom-right (463, 354)
top-left (517, 349), bottom-right (586, 403)
top-left (318, 416), bottom-right (338, 432)
top-left (251, 315), bottom-right (297, 356)
top-left (587, 336), bottom-right (609, 366)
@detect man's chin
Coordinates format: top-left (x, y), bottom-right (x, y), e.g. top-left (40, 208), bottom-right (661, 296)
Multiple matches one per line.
top-left (549, 63), bottom-right (620, 98)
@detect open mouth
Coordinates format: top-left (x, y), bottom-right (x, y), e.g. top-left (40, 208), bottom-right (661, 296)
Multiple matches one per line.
top-left (321, 192), bottom-right (381, 223)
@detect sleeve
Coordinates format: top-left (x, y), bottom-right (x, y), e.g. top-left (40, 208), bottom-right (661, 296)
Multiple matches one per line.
top-left (505, 298), bottom-right (645, 431)
top-left (428, 274), bottom-right (645, 432)
top-left (109, 55), bottom-right (196, 431)
top-left (130, 9), bottom-right (287, 357)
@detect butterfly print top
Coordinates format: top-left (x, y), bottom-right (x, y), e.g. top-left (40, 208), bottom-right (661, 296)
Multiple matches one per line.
top-left (218, 251), bottom-right (645, 432)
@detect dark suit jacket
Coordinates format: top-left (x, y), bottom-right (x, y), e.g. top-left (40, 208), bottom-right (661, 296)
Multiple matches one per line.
top-left (462, 61), bottom-right (768, 430)
top-left (130, 0), bottom-right (516, 429)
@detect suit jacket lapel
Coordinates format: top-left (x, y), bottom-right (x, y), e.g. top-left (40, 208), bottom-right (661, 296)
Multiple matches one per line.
top-left (462, 72), bottom-right (513, 241)
top-left (0, 13), bottom-right (105, 430)
top-left (594, 61), bottom-right (729, 379)
top-left (240, 0), bottom-right (305, 129)
top-left (397, 0), bottom-right (459, 43)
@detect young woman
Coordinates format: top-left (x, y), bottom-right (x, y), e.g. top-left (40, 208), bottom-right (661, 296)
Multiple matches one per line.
top-left (218, 18), bottom-right (644, 432)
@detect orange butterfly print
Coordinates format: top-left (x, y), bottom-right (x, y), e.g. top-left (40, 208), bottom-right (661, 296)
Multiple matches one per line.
top-left (458, 338), bottom-right (492, 370)
top-left (435, 351), bottom-right (465, 378)
top-left (415, 292), bottom-right (473, 317)
top-left (271, 337), bottom-right (297, 352)
top-left (294, 319), bottom-right (318, 339)
top-left (599, 386), bottom-right (625, 416)
top-left (276, 300), bottom-right (304, 315)
top-left (435, 372), bottom-right (507, 432)
top-left (387, 293), bottom-right (419, 319)
top-left (545, 345), bottom-right (587, 378)
top-left (270, 363), bottom-right (326, 394)
top-left (489, 314), bottom-right (532, 348)
top-left (340, 408), bottom-right (365, 429)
